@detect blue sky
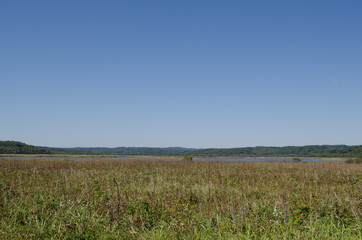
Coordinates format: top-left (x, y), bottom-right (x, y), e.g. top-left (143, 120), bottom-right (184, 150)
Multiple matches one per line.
top-left (1, 1), bottom-right (361, 148)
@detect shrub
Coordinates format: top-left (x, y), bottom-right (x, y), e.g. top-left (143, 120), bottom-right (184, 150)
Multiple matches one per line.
top-left (345, 158), bottom-right (362, 164)
top-left (292, 157), bottom-right (301, 162)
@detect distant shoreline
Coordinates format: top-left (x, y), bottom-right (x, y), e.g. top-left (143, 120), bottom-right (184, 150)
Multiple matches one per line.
top-left (0, 154), bottom-right (347, 161)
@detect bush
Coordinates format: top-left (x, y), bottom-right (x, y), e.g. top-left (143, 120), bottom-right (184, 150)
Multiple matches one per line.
top-left (182, 156), bottom-right (193, 161)
top-left (345, 158), bottom-right (362, 164)
top-left (292, 157), bottom-right (301, 162)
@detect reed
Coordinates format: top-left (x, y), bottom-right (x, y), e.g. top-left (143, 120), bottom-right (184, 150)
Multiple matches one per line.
top-left (0, 159), bottom-right (360, 239)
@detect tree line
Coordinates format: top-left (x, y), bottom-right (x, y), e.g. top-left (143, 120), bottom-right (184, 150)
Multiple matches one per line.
top-left (44, 144), bottom-right (362, 157)
top-left (0, 141), bottom-right (51, 154)
top-left (2, 141), bottom-right (362, 157)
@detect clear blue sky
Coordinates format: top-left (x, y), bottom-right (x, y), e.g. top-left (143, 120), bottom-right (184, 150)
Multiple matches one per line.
top-left (1, 1), bottom-right (361, 148)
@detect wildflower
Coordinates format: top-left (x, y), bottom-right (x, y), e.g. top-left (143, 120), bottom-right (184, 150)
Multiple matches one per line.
top-left (30, 211), bottom-right (33, 214)
top-left (273, 206), bottom-right (281, 217)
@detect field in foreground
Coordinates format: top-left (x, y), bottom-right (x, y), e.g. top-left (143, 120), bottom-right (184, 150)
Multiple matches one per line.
top-left (0, 159), bottom-right (361, 239)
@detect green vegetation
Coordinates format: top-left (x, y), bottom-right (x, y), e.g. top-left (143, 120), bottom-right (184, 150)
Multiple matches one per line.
top-left (292, 157), bottom-right (301, 162)
top-left (0, 141), bottom-right (51, 154)
top-left (182, 156), bottom-right (193, 161)
top-left (190, 145), bottom-right (362, 158)
top-left (42, 146), bottom-right (193, 155)
top-left (3, 141), bottom-right (362, 157)
top-left (0, 159), bottom-right (360, 239)
top-left (43, 144), bottom-right (362, 157)
top-left (345, 158), bottom-right (362, 164)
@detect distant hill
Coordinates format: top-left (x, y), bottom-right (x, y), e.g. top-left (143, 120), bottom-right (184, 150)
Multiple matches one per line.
top-left (0, 141), bottom-right (52, 154)
top-left (43, 144), bottom-right (362, 157)
top-left (189, 145), bottom-right (362, 158)
top-left (2, 141), bottom-right (361, 157)
top-left (42, 146), bottom-right (192, 155)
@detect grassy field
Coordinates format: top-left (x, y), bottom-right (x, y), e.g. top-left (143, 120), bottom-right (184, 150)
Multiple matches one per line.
top-left (0, 159), bottom-right (360, 239)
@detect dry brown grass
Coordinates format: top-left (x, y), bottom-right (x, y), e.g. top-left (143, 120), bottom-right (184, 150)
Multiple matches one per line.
top-left (0, 159), bottom-right (361, 239)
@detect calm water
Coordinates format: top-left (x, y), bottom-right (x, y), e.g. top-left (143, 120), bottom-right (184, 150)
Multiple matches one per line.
top-left (0, 156), bottom-right (344, 162)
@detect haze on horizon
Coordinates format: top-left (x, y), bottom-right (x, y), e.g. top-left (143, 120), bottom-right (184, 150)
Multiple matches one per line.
top-left (1, 1), bottom-right (361, 148)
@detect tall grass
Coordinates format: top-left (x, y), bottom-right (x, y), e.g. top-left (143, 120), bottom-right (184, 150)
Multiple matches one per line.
top-left (0, 159), bottom-right (361, 239)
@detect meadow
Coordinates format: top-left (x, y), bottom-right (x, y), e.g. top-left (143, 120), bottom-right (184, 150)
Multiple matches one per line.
top-left (0, 159), bottom-right (360, 239)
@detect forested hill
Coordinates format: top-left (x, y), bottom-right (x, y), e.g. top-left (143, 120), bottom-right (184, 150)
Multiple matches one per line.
top-left (0, 141), bottom-right (51, 154)
top-left (189, 145), bottom-right (362, 157)
top-left (43, 146), bottom-right (193, 155)
top-left (43, 145), bottom-right (362, 157)
top-left (1, 141), bottom-right (361, 157)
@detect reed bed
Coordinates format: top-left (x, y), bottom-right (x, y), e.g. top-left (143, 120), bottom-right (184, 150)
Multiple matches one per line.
top-left (0, 159), bottom-right (361, 239)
